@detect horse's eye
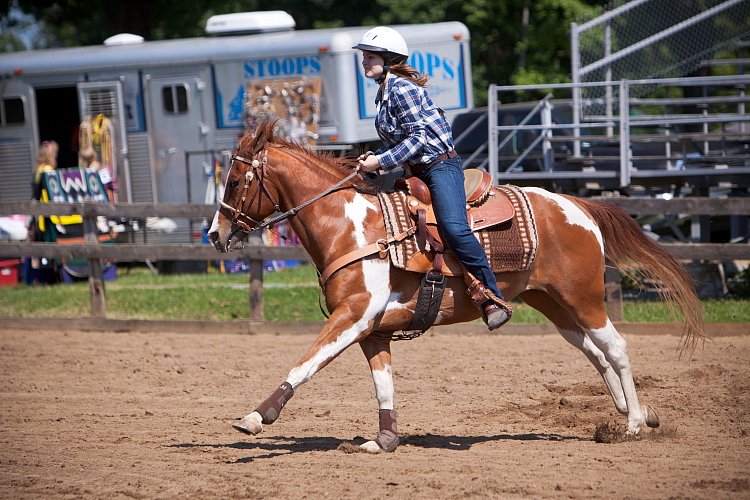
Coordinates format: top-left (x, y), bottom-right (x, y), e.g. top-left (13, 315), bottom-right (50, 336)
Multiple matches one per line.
top-left (230, 179), bottom-right (240, 188)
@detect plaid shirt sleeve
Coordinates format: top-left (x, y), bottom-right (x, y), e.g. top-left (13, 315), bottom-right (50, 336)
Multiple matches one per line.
top-left (376, 83), bottom-right (427, 170)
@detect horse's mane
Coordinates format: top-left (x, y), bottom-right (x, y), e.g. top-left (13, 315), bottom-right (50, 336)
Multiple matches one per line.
top-left (238, 120), bottom-right (362, 178)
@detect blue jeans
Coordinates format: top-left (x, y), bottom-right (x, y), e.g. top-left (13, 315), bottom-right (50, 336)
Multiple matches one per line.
top-left (416, 157), bottom-right (504, 300)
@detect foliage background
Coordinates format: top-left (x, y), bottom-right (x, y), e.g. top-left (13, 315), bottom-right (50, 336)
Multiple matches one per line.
top-left (0, 0), bottom-right (606, 106)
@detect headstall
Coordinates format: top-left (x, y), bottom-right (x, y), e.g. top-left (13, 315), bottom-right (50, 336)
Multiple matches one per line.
top-left (219, 149), bottom-right (361, 238)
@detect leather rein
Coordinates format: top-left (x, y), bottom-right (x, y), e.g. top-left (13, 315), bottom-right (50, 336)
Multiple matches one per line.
top-left (219, 151), bottom-right (360, 239)
top-left (218, 150), bottom-right (413, 287)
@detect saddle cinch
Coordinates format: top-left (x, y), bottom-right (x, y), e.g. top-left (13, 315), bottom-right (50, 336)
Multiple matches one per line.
top-left (395, 169), bottom-right (515, 276)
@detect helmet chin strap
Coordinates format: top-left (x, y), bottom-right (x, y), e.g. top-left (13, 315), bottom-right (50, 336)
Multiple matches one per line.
top-left (375, 67), bottom-right (389, 84)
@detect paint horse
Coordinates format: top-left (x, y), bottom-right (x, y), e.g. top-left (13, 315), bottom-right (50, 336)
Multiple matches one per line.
top-left (208, 121), bottom-right (704, 453)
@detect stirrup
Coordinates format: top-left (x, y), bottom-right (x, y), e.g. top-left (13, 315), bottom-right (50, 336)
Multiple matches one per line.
top-left (463, 271), bottom-right (512, 329)
top-left (483, 301), bottom-right (511, 330)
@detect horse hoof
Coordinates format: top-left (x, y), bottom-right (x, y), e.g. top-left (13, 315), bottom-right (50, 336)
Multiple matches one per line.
top-left (359, 440), bottom-right (383, 453)
top-left (233, 412), bottom-right (263, 435)
top-left (645, 405), bottom-right (660, 428)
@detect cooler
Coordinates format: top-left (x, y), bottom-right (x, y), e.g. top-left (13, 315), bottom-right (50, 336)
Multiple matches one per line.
top-left (0, 259), bottom-right (21, 287)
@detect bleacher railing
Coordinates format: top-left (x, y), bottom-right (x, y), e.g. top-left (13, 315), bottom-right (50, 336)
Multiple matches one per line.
top-left (485, 74), bottom-right (750, 189)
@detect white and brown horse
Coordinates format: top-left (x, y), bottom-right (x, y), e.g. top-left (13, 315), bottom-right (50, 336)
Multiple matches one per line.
top-left (208, 121), bottom-right (704, 452)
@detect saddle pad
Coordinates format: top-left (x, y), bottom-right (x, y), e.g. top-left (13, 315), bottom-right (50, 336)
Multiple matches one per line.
top-left (480, 185), bottom-right (538, 271)
top-left (378, 184), bottom-right (538, 273)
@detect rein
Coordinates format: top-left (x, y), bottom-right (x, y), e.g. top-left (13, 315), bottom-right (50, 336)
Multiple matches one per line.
top-left (218, 148), bottom-right (415, 318)
top-left (219, 151), bottom-right (362, 236)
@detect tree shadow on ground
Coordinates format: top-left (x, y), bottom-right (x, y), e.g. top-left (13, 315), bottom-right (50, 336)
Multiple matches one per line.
top-left (167, 431), bottom-right (588, 462)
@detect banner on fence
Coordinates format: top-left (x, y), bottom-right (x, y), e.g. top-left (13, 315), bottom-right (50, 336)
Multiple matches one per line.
top-left (43, 168), bottom-right (109, 204)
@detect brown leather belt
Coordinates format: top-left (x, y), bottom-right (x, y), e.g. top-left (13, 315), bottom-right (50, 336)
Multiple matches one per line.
top-left (405, 150), bottom-right (458, 177)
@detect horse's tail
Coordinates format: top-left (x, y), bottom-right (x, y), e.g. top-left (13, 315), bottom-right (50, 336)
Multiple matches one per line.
top-left (572, 197), bottom-right (706, 355)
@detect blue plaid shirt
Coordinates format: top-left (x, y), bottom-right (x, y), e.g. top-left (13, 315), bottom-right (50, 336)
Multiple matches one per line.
top-left (374, 74), bottom-right (455, 171)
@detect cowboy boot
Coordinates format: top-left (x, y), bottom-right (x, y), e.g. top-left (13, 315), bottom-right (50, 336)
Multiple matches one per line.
top-left (464, 272), bottom-right (512, 330)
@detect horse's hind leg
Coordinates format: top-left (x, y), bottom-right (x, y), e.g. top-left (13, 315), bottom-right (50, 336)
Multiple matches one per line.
top-left (358, 336), bottom-right (399, 453)
top-left (564, 296), bottom-right (659, 433)
top-left (520, 290), bottom-right (627, 414)
top-left (581, 318), bottom-right (661, 433)
top-left (521, 290), bottom-right (658, 433)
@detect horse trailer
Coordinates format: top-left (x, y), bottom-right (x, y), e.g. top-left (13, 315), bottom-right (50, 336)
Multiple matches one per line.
top-left (0, 14), bottom-right (473, 237)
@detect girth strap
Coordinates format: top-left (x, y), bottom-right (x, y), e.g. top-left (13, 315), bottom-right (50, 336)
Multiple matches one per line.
top-left (319, 228), bottom-right (415, 287)
top-left (408, 205), bottom-right (447, 332)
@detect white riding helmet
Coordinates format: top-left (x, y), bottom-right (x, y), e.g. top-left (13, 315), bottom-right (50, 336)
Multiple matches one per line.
top-left (352, 26), bottom-right (408, 62)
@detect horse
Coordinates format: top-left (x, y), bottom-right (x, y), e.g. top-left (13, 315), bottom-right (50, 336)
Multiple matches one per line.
top-left (208, 120), bottom-right (704, 453)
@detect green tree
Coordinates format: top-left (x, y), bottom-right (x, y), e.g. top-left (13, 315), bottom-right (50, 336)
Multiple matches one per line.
top-left (462, 0), bottom-right (601, 103)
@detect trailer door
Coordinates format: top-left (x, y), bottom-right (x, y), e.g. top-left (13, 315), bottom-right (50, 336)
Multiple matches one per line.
top-left (0, 79), bottom-right (36, 201)
top-left (77, 81), bottom-right (131, 202)
top-left (145, 73), bottom-right (212, 203)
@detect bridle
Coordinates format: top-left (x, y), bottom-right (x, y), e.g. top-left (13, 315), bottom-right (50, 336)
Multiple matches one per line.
top-left (219, 150), bottom-right (278, 237)
top-left (219, 149), bottom-right (361, 238)
top-left (218, 147), bottom-right (413, 308)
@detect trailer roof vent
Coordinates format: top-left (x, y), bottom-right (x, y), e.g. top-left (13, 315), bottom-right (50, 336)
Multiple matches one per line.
top-left (205, 11), bottom-right (295, 36)
top-left (103, 33), bottom-right (145, 46)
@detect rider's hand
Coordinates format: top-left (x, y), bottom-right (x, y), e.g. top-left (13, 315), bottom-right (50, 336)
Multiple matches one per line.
top-left (357, 151), bottom-right (374, 161)
top-left (358, 154), bottom-right (381, 173)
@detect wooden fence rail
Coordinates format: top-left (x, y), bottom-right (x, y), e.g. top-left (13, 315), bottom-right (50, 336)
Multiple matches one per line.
top-left (0, 241), bottom-right (303, 261)
top-left (1, 198), bottom-right (748, 322)
top-left (0, 241), bottom-right (746, 261)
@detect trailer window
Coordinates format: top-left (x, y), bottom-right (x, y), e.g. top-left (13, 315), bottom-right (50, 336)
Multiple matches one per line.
top-left (162, 85), bottom-right (189, 114)
top-left (2, 97), bottom-right (25, 125)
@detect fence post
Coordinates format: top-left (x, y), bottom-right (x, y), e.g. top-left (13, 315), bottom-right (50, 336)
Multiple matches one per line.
top-left (605, 263), bottom-right (623, 322)
top-left (248, 235), bottom-right (264, 320)
top-left (83, 212), bottom-right (106, 317)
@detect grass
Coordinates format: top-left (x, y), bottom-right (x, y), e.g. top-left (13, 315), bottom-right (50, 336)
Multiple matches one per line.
top-left (1, 263), bottom-right (748, 323)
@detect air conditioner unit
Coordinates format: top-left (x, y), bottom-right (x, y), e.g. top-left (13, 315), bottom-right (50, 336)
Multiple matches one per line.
top-left (205, 11), bottom-right (296, 36)
top-left (103, 33), bottom-right (144, 46)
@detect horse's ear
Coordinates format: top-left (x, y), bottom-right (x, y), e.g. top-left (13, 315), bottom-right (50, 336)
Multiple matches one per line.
top-left (253, 130), bottom-right (268, 155)
top-left (253, 120), bottom-right (278, 154)
top-left (237, 126), bottom-right (267, 156)
top-left (238, 131), bottom-right (259, 156)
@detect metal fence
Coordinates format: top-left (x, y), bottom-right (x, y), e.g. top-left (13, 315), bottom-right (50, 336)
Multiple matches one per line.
top-left (474, 75), bottom-right (750, 191)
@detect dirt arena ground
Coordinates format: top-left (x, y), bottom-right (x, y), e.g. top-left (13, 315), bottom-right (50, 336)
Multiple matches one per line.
top-left (1, 324), bottom-right (748, 499)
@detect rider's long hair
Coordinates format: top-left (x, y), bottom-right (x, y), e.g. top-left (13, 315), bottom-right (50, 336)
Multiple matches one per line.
top-left (388, 61), bottom-right (429, 87)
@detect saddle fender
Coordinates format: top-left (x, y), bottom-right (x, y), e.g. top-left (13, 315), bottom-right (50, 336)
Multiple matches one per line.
top-left (377, 182), bottom-right (538, 279)
top-left (405, 249), bottom-right (465, 276)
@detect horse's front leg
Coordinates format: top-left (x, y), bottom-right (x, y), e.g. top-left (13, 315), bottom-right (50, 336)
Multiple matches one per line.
top-left (233, 308), bottom-right (374, 436)
top-left (358, 336), bottom-right (399, 453)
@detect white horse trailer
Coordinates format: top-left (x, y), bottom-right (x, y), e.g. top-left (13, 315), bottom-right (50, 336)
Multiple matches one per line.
top-left (0, 18), bottom-right (473, 221)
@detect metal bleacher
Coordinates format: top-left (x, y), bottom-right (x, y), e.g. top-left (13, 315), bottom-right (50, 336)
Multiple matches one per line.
top-left (454, 0), bottom-right (750, 196)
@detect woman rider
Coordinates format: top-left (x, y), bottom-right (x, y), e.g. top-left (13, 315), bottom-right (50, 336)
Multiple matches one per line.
top-left (353, 26), bottom-right (512, 330)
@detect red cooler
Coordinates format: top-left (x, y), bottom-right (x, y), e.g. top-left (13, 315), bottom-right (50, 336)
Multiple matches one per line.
top-left (0, 259), bottom-right (20, 287)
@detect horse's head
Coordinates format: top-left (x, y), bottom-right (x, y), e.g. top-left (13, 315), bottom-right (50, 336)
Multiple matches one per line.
top-left (209, 120), bottom-right (365, 253)
top-left (208, 123), bottom-right (281, 252)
